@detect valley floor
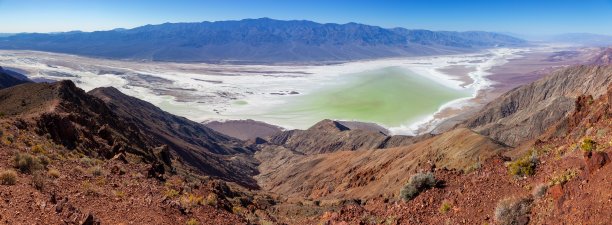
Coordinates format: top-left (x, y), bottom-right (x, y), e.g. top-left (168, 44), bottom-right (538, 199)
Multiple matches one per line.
top-left (0, 45), bottom-right (586, 135)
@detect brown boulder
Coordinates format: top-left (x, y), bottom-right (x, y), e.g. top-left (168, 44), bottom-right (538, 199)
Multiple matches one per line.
top-left (584, 151), bottom-right (610, 174)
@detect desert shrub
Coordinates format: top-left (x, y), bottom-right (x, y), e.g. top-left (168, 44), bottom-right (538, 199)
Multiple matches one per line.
top-left (400, 172), bottom-right (436, 201)
top-left (186, 218), bottom-right (199, 225)
top-left (508, 153), bottom-right (538, 177)
top-left (32, 171), bottom-right (45, 190)
top-left (260, 220), bottom-right (274, 225)
top-left (32, 144), bottom-right (46, 154)
top-left (48, 168), bottom-right (61, 179)
top-left (71, 166), bottom-right (86, 175)
top-left (113, 190), bottom-right (125, 199)
top-left (549, 169), bottom-right (578, 186)
top-left (580, 138), bottom-right (596, 152)
top-left (82, 181), bottom-right (99, 196)
top-left (164, 189), bottom-right (180, 198)
top-left (0, 170), bottom-right (17, 185)
top-left (464, 161), bottom-right (482, 173)
top-left (439, 201), bottom-right (452, 214)
top-left (232, 206), bottom-right (244, 214)
top-left (5, 135), bottom-right (14, 144)
top-left (38, 155), bottom-right (50, 168)
top-left (494, 196), bottom-right (533, 225)
top-left (531, 183), bottom-right (548, 199)
top-left (205, 193), bottom-right (218, 206)
top-left (80, 157), bottom-right (97, 167)
top-left (14, 153), bottom-right (42, 174)
top-left (89, 166), bottom-right (103, 177)
top-left (180, 193), bottom-right (204, 208)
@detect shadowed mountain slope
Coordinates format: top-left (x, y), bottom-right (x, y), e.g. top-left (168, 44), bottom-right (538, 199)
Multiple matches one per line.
top-left (0, 81), bottom-right (259, 187)
top-left (0, 66), bottom-right (30, 89)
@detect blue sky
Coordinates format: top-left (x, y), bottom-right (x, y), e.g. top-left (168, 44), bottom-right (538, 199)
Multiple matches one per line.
top-left (0, 0), bottom-right (611, 35)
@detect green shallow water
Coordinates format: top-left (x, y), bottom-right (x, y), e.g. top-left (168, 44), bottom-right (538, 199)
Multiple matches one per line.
top-left (266, 67), bottom-right (471, 127)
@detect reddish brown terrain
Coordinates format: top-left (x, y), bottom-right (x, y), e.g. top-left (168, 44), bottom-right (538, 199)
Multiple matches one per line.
top-left (0, 48), bottom-right (610, 225)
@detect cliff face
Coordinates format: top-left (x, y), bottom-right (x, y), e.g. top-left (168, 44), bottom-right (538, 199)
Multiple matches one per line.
top-left (463, 64), bottom-right (612, 147)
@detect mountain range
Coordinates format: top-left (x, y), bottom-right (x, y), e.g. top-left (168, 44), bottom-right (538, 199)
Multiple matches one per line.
top-left (0, 18), bottom-right (526, 62)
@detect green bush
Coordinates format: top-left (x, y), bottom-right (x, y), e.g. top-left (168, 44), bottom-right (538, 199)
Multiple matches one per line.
top-left (14, 153), bottom-right (42, 174)
top-left (580, 138), bottom-right (596, 152)
top-left (494, 196), bottom-right (533, 225)
top-left (439, 201), bottom-right (452, 214)
top-left (400, 172), bottom-right (436, 201)
top-left (508, 153), bottom-right (538, 177)
top-left (0, 170), bottom-right (17, 185)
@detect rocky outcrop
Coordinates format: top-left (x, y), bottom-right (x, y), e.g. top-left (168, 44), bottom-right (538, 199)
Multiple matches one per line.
top-left (463, 65), bottom-right (612, 147)
top-left (266, 119), bottom-right (420, 155)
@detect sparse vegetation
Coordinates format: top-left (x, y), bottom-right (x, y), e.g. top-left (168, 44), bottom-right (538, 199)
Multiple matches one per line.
top-left (580, 138), bottom-right (597, 152)
top-left (439, 201), bottom-right (452, 214)
top-left (164, 189), bottom-right (180, 198)
top-left (80, 157), bottom-right (98, 167)
top-left (0, 169), bottom-right (17, 185)
top-left (232, 206), bottom-right (244, 214)
top-left (180, 193), bottom-right (205, 208)
top-left (32, 171), bottom-right (45, 190)
top-left (260, 220), bottom-right (274, 225)
top-left (494, 196), bottom-right (533, 225)
top-left (82, 181), bottom-right (100, 196)
top-left (13, 152), bottom-right (42, 174)
top-left (464, 161), bottom-right (482, 173)
top-left (549, 169), bottom-right (578, 186)
top-left (32, 144), bottom-right (46, 154)
top-left (48, 168), bottom-right (61, 178)
top-left (89, 166), bottom-right (103, 177)
top-left (186, 218), bottom-right (199, 225)
top-left (205, 193), bottom-right (218, 206)
top-left (508, 153), bottom-right (538, 177)
top-left (399, 172), bottom-right (436, 201)
top-left (113, 190), bottom-right (125, 199)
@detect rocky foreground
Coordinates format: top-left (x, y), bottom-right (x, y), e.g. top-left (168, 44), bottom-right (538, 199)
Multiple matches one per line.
top-left (0, 48), bottom-right (610, 224)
